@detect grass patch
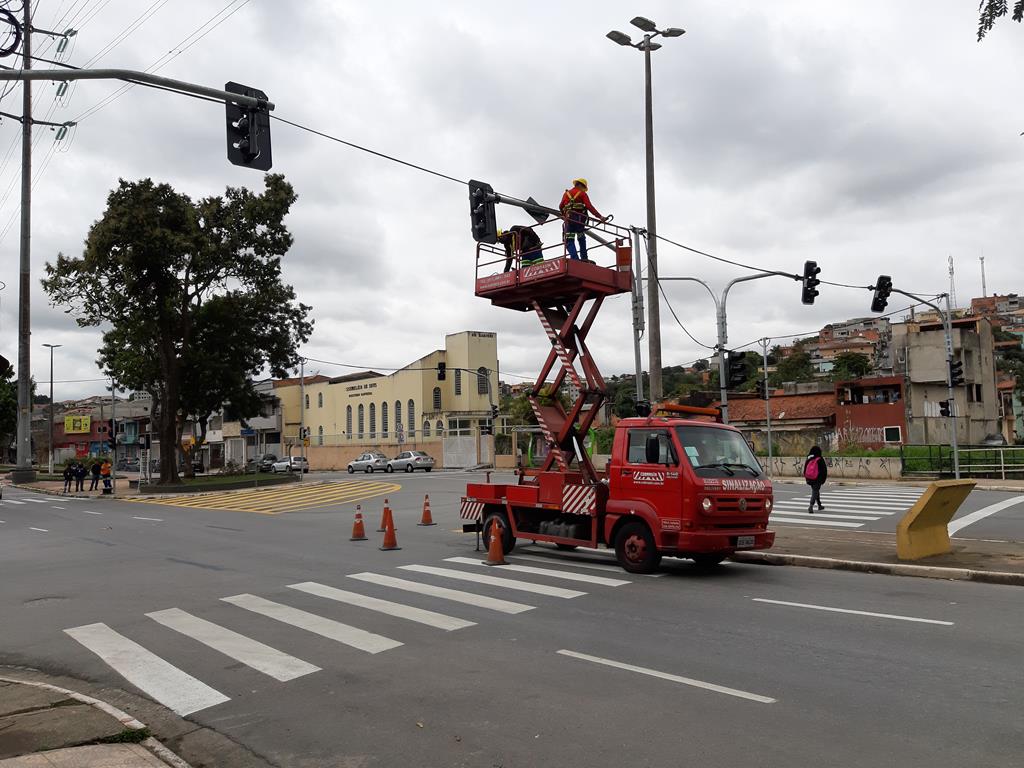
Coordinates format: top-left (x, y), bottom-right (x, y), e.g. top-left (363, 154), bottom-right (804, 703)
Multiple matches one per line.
top-left (92, 727), bottom-right (151, 744)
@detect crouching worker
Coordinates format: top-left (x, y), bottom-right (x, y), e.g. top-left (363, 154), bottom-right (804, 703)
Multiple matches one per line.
top-left (498, 225), bottom-right (544, 272)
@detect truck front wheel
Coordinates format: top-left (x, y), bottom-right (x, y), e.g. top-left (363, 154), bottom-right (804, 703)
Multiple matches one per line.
top-left (615, 521), bottom-right (661, 574)
top-left (482, 511), bottom-right (516, 555)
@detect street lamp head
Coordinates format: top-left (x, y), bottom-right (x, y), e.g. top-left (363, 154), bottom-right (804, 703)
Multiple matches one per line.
top-left (606, 30), bottom-right (633, 46)
top-left (42, 343), bottom-right (62, 349)
top-left (662, 27), bottom-right (686, 37)
top-left (630, 16), bottom-right (658, 33)
top-left (645, 42), bottom-right (663, 51)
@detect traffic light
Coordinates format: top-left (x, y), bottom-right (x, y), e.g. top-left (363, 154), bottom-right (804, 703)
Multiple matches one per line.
top-left (468, 179), bottom-right (498, 244)
top-left (949, 358), bottom-right (965, 387)
top-left (871, 275), bottom-right (893, 313)
top-left (727, 351), bottom-right (748, 390)
top-left (755, 379), bottom-right (767, 400)
top-left (801, 260), bottom-right (821, 305)
top-left (939, 399), bottom-right (951, 417)
top-left (225, 81), bottom-right (272, 171)
top-left (0, 353), bottom-right (9, 376)
top-left (491, 404), bottom-right (499, 419)
top-left (437, 362), bottom-right (446, 381)
top-left (480, 424), bottom-right (492, 436)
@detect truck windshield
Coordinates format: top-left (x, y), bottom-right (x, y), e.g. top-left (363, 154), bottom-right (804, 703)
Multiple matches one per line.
top-left (675, 426), bottom-right (762, 478)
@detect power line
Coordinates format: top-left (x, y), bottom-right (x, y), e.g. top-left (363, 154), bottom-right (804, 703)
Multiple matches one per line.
top-left (300, 354), bottom-right (536, 382)
top-left (639, 232), bottom-right (714, 349)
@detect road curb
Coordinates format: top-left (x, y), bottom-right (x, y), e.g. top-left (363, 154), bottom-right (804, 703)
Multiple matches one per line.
top-left (730, 551), bottom-right (1024, 586)
top-left (770, 477), bottom-right (1024, 492)
top-left (0, 674), bottom-right (194, 767)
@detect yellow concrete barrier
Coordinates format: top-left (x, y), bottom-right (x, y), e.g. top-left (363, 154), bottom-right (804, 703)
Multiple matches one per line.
top-left (896, 479), bottom-right (977, 561)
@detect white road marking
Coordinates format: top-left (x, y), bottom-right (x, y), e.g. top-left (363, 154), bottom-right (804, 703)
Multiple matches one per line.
top-left (399, 564), bottom-right (586, 598)
top-left (288, 582), bottom-right (475, 631)
top-left (512, 553), bottom-right (663, 577)
top-left (347, 572), bottom-right (534, 614)
top-left (948, 496), bottom-right (1024, 535)
top-left (22, 498), bottom-right (49, 504)
top-left (444, 556), bottom-right (631, 587)
top-left (132, 516), bottom-right (164, 522)
top-left (769, 508), bottom-right (882, 521)
top-left (82, 510), bottom-right (104, 515)
top-left (146, 608), bottom-right (320, 681)
top-left (780, 499), bottom-right (910, 511)
top-left (751, 598), bottom-right (953, 625)
top-left (63, 622), bottom-right (230, 715)
top-left (221, 594), bottom-right (402, 654)
top-left (770, 517), bottom-right (864, 528)
top-left (5, 499), bottom-right (25, 505)
top-left (28, 527), bottom-right (49, 532)
top-left (557, 649), bottom-right (776, 704)
top-left (53, 506), bottom-right (65, 510)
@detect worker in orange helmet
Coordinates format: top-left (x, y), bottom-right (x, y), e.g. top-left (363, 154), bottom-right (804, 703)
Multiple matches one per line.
top-left (559, 177), bottom-right (607, 262)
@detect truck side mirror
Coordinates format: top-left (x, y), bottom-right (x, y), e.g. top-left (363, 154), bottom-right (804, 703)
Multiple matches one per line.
top-left (645, 434), bottom-right (661, 464)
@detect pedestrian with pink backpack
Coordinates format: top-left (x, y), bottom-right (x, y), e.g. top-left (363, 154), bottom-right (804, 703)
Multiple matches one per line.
top-left (803, 445), bottom-right (827, 513)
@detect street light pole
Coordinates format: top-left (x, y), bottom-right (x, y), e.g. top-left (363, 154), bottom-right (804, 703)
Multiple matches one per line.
top-left (42, 343), bottom-right (61, 475)
top-left (607, 17), bottom-right (685, 405)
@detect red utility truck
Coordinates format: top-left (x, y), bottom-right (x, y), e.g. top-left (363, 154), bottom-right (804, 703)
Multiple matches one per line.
top-left (463, 212), bottom-right (774, 573)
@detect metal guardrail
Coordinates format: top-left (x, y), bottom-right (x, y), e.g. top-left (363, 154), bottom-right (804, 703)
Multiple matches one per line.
top-left (901, 444), bottom-right (1024, 479)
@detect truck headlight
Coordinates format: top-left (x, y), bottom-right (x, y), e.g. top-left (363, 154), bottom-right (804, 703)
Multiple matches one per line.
top-left (765, 498), bottom-right (773, 511)
top-left (701, 497), bottom-right (712, 512)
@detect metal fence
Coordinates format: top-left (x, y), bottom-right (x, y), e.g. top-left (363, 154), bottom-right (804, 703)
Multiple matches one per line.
top-left (901, 444), bottom-right (1024, 479)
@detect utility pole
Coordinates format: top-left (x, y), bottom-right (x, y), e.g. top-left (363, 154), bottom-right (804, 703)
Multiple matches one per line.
top-left (42, 343), bottom-right (60, 475)
top-left (761, 337), bottom-right (772, 476)
top-left (631, 227), bottom-right (646, 403)
top-left (980, 255), bottom-right (987, 298)
top-left (12, 2), bottom-right (33, 483)
top-left (299, 358), bottom-right (306, 480)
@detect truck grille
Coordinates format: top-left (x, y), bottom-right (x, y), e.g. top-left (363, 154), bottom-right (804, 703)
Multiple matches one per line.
top-left (715, 496), bottom-right (765, 513)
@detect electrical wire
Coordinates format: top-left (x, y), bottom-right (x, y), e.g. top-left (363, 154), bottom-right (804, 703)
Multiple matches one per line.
top-left (638, 231), bottom-right (715, 349)
top-left (80, 0), bottom-right (169, 69)
top-left (300, 355), bottom-right (537, 382)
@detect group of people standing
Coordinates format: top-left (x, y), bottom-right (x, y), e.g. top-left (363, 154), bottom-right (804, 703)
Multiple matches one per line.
top-left (498, 177), bottom-right (609, 272)
top-left (62, 459), bottom-right (112, 494)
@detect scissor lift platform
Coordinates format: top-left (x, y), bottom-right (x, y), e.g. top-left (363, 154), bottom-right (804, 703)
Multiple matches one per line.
top-left (475, 255), bottom-right (632, 312)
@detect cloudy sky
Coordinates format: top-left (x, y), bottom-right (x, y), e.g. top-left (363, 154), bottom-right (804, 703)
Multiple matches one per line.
top-left (0, 0), bottom-right (1021, 400)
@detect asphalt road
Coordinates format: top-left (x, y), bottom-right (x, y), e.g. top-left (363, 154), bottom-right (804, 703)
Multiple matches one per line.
top-left (1, 472), bottom-right (1022, 767)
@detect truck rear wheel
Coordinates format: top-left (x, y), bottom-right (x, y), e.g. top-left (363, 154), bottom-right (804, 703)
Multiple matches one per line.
top-left (482, 511), bottom-right (516, 554)
top-left (615, 521), bottom-right (661, 574)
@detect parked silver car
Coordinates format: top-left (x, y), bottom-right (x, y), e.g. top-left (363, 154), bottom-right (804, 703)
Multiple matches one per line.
top-left (387, 450), bottom-right (435, 473)
top-left (271, 456), bottom-right (309, 473)
top-left (347, 452), bottom-right (389, 474)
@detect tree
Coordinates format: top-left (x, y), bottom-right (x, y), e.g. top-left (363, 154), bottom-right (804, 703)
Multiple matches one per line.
top-left (770, 348), bottom-right (815, 387)
top-left (42, 175), bottom-right (312, 485)
top-left (978, 0), bottom-right (1023, 40)
top-left (0, 359), bottom-right (15, 461)
top-left (692, 358), bottom-right (709, 372)
top-left (831, 352), bottom-right (872, 382)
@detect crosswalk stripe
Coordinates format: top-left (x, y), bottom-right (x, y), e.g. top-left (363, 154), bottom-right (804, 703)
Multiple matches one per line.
top-left (399, 565), bottom-right (586, 598)
top-left (4, 499), bottom-right (25, 505)
top-left (346, 573), bottom-right (534, 614)
top-left (221, 594), bottom-right (402, 654)
top-left (510, 553), bottom-right (662, 576)
top-left (288, 582), bottom-right (475, 631)
top-left (782, 499), bottom-right (910, 510)
top-left (769, 509), bottom-right (881, 521)
top-left (22, 498), bottom-right (49, 503)
top-left (770, 517), bottom-right (864, 528)
top-left (773, 502), bottom-right (893, 514)
top-left (443, 557), bottom-right (631, 587)
top-left (64, 622), bottom-right (230, 715)
top-left (145, 608), bottom-right (320, 681)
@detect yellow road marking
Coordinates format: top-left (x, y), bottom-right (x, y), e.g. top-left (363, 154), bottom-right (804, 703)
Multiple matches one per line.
top-left (123, 481), bottom-right (401, 514)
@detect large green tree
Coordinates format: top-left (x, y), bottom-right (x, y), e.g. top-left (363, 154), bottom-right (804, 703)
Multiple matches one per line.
top-left (770, 348), bottom-right (815, 387)
top-left (0, 358), bottom-right (15, 461)
top-left (830, 352), bottom-right (872, 382)
top-left (978, 0), bottom-right (1023, 40)
top-left (42, 174), bottom-right (312, 485)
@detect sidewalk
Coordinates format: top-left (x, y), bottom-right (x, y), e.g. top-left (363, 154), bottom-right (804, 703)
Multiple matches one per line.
top-left (0, 677), bottom-right (184, 767)
top-left (733, 526), bottom-right (1024, 585)
top-left (770, 476), bottom-right (1024, 492)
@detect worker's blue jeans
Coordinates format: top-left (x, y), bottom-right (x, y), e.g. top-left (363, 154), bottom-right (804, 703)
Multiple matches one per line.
top-left (565, 226), bottom-right (587, 260)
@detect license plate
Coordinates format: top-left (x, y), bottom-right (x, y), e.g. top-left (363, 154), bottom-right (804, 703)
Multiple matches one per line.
top-left (736, 535), bottom-right (756, 549)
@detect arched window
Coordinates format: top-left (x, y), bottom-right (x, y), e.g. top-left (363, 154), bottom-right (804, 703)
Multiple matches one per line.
top-left (369, 403), bottom-right (377, 438)
top-left (436, 419), bottom-right (444, 436)
top-left (423, 420), bottom-right (431, 437)
top-left (357, 404), bottom-right (365, 439)
top-left (304, 394), bottom-right (310, 409)
top-left (454, 368), bottom-right (462, 396)
top-left (318, 425), bottom-right (324, 446)
top-left (346, 405), bottom-right (352, 439)
top-left (317, 392), bottom-right (323, 408)
top-left (477, 366), bottom-right (489, 395)
top-left (381, 402), bottom-right (389, 438)
top-left (432, 387), bottom-right (442, 411)
top-left (395, 400), bottom-right (402, 432)
top-left (407, 399), bottom-right (416, 437)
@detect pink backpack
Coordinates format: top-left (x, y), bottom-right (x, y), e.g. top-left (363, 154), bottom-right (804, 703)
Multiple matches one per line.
top-left (804, 457), bottom-right (819, 481)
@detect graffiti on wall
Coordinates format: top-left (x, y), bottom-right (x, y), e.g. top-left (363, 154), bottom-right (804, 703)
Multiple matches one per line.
top-left (768, 455), bottom-right (899, 480)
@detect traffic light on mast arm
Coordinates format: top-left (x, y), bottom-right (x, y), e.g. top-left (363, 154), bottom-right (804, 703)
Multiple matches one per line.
top-left (801, 260), bottom-right (821, 305)
top-left (871, 275), bottom-right (893, 313)
top-left (949, 358), bottom-right (965, 387)
top-left (437, 362), bottom-right (446, 381)
top-left (468, 179), bottom-right (498, 244)
top-left (727, 351), bottom-right (748, 390)
top-left (755, 378), bottom-right (767, 400)
top-left (225, 81), bottom-right (272, 171)
top-left (939, 399), bottom-right (951, 417)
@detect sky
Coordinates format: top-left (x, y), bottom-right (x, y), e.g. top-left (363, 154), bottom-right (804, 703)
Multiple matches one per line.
top-left (0, 0), bottom-right (1021, 400)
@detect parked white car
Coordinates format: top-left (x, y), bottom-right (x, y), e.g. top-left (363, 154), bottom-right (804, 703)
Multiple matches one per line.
top-left (271, 456), bottom-right (309, 473)
top-left (347, 452), bottom-right (388, 474)
top-left (386, 450), bottom-right (436, 473)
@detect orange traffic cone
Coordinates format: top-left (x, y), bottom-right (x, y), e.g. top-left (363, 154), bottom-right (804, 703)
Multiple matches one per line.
top-left (350, 505), bottom-right (368, 541)
top-left (418, 494), bottom-right (436, 526)
top-left (483, 518), bottom-right (508, 566)
top-left (379, 509), bottom-right (401, 551)
top-left (377, 499), bottom-right (390, 532)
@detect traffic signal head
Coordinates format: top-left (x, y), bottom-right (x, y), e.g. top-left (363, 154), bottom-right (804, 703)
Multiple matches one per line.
top-left (491, 404), bottom-right (499, 419)
top-left (727, 351), bottom-right (748, 390)
top-left (225, 82), bottom-right (272, 171)
top-left (468, 179), bottom-right (498, 244)
top-left (755, 379), bottom-right (767, 400)
top-left (939, 399), bottom-right (951, 418)
top-left (949, 358), bottom-right (965, 387)
top-left (437, 362), bottom-right (447, 381)
top-left (801, 260), bottom-right (821, 305)
top-left (871, 275), bottom-right (893, 313)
